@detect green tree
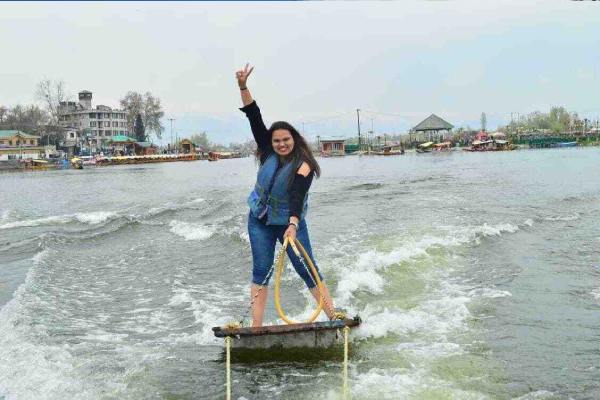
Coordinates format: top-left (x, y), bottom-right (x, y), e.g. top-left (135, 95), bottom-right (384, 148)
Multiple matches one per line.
top-left (134, 114), bottom-right (146, 142)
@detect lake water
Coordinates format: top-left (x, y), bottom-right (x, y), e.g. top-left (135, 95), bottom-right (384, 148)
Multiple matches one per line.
top-left (1, 148), bottom-right (599, 399)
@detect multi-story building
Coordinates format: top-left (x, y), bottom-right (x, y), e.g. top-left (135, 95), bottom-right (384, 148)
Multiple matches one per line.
top-left (59, 91), bottom-right (130, 151)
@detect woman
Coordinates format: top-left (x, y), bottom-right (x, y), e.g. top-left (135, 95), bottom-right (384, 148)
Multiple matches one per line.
top-left (236, 63), bottom-right (336, 327)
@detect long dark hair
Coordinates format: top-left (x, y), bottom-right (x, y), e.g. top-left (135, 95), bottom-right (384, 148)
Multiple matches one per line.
top-left (257, 121), bottom-right (321, 182)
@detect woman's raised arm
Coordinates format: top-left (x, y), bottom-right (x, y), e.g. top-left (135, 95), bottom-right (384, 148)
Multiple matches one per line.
top-left (236, 64), bottom-right (270, 153)
top-left (236, 63), bottom-right (254, 106)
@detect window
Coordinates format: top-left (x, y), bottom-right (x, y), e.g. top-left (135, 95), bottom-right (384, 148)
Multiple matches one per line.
top-left (90, 121), bottom-right (97, 127)
top-left (112, 121), bottom-right (118, 127)
top-left (104, 121), bottom-right (110, 127)
top-left (70, 132), bottom-right (75, 138)
top-left (104, 113), bottom-right (110, 119)
top-left (30, 140), bottom-right (34, 145)
top-left (89, 113), bottom-right (96, 118)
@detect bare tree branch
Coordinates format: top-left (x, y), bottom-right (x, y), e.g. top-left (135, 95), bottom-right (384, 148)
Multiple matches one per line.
top-left (36, 79), bottom-right (66, 125)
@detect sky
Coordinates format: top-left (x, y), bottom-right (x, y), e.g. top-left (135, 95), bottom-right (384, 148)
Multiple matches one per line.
top-left (1, 1), bottom-right (599, 145)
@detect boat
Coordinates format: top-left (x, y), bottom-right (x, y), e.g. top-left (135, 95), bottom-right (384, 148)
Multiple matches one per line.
top-left (463, 139), bottom-right (516, 152)
top-left (557, 141), bottom-right (577, 148)
top-left (416, 142), bottom-right (434, 153)
top-left (20, 159), bottom-right (52, 171)
top-left (79, 155), bottom-right (97, 166)
top-left (433, 142), bottom-right (453, 151)
top-left (373, 145), bottom-right (404, 156)
top-left (70, 157), bottom-right (83, 169)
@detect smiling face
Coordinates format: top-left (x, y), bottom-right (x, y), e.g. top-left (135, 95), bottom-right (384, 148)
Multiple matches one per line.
top-left (272, 129), bottom-right (294, 157)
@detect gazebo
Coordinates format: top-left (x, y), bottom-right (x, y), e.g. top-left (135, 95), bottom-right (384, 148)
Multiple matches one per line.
top-left (413, 114), bottom-right (454, 143)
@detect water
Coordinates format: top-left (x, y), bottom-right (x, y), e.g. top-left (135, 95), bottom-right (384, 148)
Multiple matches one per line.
top-left (1, 148), bottom-right (599, 399)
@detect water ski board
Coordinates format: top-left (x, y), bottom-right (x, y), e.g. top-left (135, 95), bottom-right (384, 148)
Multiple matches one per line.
top-left (212, 316), bottom-right (361, 350)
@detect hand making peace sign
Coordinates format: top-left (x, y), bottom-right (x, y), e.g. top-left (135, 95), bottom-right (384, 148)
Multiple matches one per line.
top-left (236, 63), bottom-right (254, 89)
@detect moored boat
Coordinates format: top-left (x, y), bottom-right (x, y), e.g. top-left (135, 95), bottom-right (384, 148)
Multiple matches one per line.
top-left (557, 141), bottom-right (577, 148)
top-left (416, 142), bottom-right (434, 153)
top-left (373, 145), bottom-right (404, 156)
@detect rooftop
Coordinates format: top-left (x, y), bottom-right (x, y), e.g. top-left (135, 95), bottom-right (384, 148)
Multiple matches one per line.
top-left (413, 114), bottom-right (454, 132)
top-left (109, 135), bottom-right (136, 143)
top-left (0, 130), bottom-right (40, 139)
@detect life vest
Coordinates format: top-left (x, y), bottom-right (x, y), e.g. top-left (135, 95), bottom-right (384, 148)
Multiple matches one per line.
top-left (247, 153), bottom-right (308, 225)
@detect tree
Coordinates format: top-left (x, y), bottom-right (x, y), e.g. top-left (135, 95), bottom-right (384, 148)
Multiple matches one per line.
top-left (480, 112), bottom-right (487, 132)
top-left (120, 91), bottom-right (164, 140)
top-left (4, 104), bottom-right (49, 133)
top-left (134, 114), bottom-right (146, 142)
top-left (189, 131), bottom-right (211, 149)
top-left (36, 79), bottom-right (66, 125)
top-left (0, 106), bottom-right (7, 123)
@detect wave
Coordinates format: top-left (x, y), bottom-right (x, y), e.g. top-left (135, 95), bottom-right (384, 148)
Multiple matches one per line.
top-left (0, 211), bottom-right (118, 230)
top-left (542, 213), bottom-right (580, 222)
top-left (348, 366), bottom-right (488, 399)
top-left (469, 287), bottom-right (512, 299)
top-left (334, 222), bottom-right (520, 304)
top-left (1, 209), bottom-right (10, 222)
top-left (168, 215), bottom-right (249, 243)
top-left (346, 183), bottom-right (385, 191)
top-left (0, 197), bottom-right (209, 233)
top-left (146, 197), bottom-right (206, 218)
top-left (561, 193), bottom-right (600, 203)
top-left (512, 390), bottom-right (557, 400)
top-left (354, 289), bottom-right (472, 341)
top-left (164, 281), bottom-right (244, 346)
top-left (0, 250), bottom-right (101, 399)
top-left (169, 220), bottom-right (215, 241)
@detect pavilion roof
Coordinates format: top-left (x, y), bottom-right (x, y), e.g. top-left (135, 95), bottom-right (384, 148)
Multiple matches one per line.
top-left (413, 114), bottom-right (454, 132)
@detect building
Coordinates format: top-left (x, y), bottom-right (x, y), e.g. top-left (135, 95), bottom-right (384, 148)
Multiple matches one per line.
top-left (319, 138), bottom-right (346, 156)
top-left (59, 90), bottom-right (129, 152)
top-left (108, 135), bottom-right (136, 155)
top-left (108, 135), bottom-right (158, 156)
top-left (0, 130), bottom-right (46, 160)
top-left (133, 142), bottom-right (158, 156)
top-left (179, 139), bottom-right (197, 154)
top-left (413, 114), bottom-right (454, 143)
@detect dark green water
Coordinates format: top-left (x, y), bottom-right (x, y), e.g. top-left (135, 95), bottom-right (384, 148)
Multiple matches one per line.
top-left (1, 148), bottom-right (599, 399)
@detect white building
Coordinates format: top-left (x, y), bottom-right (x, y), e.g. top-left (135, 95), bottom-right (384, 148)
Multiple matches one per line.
top-left (59, 90), bottom-right (130, 151)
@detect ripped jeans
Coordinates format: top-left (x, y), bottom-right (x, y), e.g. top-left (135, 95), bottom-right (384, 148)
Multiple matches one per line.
top-left (247, 212), bottom-right (323, 288)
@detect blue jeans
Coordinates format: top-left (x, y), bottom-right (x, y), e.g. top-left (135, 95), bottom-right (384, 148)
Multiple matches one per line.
top-left (248, 213), bottom-right (323, 288)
